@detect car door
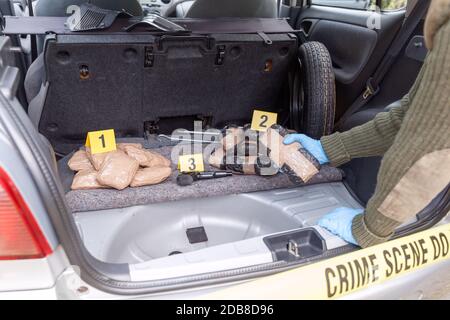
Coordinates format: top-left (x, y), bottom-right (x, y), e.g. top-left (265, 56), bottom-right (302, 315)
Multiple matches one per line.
top-left (281, 0), bottom-right (428, 203)
top-left (0, 0), bottom-right (29, 107)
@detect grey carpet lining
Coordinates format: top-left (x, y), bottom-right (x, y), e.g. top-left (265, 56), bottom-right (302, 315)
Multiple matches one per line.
top-left (38, 33), bottom-right (297, 155)
top-left (60, 141), bottom-right (343, 213)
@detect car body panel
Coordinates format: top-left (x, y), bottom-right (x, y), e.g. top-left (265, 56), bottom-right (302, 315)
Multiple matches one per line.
top-left (3, 220), bottom-right (448, 300)
top-left (0, 1), bottom-right (448, 301)
top-left (0, 247), bottom-right (68, 292)
top-left (0, 109), bottom-right (59, 249)
top-left (196, 220), bottom-right (450, 300)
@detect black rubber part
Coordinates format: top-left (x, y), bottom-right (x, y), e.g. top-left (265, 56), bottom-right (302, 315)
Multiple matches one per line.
top-left (236, 141), bottom-right (258, 156)
top-left (297, 41), bottom-right (336, 139)
top-left (270, 124), bottom-right (289, 136)
top-left (257, 155), bottom-right (272, 168)
top-left (177, 174), bottom-right (194, 186)
top-left (186, 227), bottom-right (208, 244)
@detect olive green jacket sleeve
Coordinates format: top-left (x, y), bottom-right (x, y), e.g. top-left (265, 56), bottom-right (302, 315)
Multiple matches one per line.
top-left (351, 20), bottom-right (450, 248)
top-left (320, 64), bottom-right (426, 168)
top-left (320, 102), bottom-right (408, 167)
top-left (318, 11), bottom-right (450, 248)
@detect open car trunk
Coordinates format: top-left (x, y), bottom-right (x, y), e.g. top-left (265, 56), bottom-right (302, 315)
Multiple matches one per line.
top-left (62, 141), bottom-right (359, 277)
top-left (0, 7), bottom-right (448, 298)
top-left (74, 182), bottom-right (361, 279)
top-left (0, 16), bottom-right (366, 282)
top-left (4, 14), bottom-right (428, 288)
top-left (59, 138), bottom-right (354, 267)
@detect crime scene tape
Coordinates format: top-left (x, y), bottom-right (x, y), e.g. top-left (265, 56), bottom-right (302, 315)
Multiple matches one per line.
top-left (201, 223), bottom-right (450, 300)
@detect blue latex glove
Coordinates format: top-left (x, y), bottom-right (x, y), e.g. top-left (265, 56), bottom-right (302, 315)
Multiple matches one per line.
top-left (318, 207), bottom-right (364, 245)
top-left (283, 134), bottom-right (329, 165)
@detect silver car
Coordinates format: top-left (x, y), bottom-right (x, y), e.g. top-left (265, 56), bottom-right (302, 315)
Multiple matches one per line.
top-left (0, 0), bottom-right (449, 300)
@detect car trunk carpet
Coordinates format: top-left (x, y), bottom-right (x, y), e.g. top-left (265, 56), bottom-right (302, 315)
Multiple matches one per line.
top-left (59, 142), bottom-right (343, 213)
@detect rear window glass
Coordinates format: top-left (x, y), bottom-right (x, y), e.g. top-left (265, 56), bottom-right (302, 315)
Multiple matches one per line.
top-left (378, 0), bottom-right (408, 10)
top-left (311, 0), bottom-right (407, 11)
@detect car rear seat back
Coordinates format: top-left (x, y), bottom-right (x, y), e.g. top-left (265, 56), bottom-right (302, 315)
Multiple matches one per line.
top-left (33, 0), bottom-right (142, 53)
top-left (176, 1), bottom-right (194, 17)
top-left (341, 100), bottom-right (402, 131)
top-left (25, 0), bottom-right (145, 103)
top-left (35, 0), bottom-right (143, 16)
top-left (185, 0), bottom-right (278, 18)
top-left (26, 32), bottom-right (298, 155)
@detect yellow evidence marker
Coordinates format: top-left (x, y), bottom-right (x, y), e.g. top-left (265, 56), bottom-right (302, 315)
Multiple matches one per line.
top-left (251, 110), bottom-right (278, 132)
top-left (178, 154), bottom-right (205, 173)
top-left (85, 129), bottom-right (117, 154)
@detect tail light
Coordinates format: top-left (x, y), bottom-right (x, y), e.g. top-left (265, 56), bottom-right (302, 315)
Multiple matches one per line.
top-left (0, 168), bottom-right (52, 260)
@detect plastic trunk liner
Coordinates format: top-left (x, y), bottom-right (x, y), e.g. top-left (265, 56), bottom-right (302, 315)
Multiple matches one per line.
top-left (59, 140), bottom-right (343, 213)
top-left (74, 182), bottom-right (362, 264)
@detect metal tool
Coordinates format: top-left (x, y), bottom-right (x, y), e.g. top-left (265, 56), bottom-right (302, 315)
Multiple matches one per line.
top-left (158, 134), bottom-right (221, 144)
top-left (287, 239), bottom-right (300, 258)
top-left (177, 171), bottom-right (233, 186)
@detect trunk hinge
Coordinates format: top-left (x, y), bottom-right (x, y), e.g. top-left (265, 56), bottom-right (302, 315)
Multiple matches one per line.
top-left (258, 32), bottom-right (273, 46)
top-left (215, 45), bottom-right (226, 65)
top-left (144, 46), bottom-right (154, 68)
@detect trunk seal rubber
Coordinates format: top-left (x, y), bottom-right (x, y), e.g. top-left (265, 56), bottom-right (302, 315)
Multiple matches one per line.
top-left (0, 89), bottom-right (448, 296)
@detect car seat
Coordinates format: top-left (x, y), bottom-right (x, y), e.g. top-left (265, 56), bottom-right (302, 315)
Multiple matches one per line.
top-left (35, 0), bottom-right (143, 17)
top-left (176, 1), bottom-right (194, 17)
top-left (26, 0), bottom-right (143, 104)
top-left (33, 0), bottom-right (142, 53)
top-left (185, 0), bottom-right (278, 18)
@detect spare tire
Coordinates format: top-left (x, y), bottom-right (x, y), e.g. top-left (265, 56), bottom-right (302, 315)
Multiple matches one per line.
top-left (291, 41), bottom-right (336, 139)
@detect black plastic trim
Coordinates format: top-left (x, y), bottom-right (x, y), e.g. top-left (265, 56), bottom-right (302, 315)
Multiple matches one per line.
top-left (3, 84), bottom-right (449, 296)
top-left (263, 228), bottom-right (326, 262)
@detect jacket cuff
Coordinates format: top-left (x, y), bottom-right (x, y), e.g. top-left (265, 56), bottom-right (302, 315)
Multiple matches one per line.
top-left (320, 133), bottom-right (351, 167)
top-left (351, 213), bottom-right (395, 248)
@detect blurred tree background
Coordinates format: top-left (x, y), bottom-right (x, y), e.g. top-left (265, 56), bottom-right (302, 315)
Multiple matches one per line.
top-left (376, 0), bottom-right (408, 10)
top-left (383, 0), bottom-right (407, 9)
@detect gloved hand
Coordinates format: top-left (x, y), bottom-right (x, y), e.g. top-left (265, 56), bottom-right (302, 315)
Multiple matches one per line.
top-left (317, 207), bottom-right (364, 245)
top-left (283, 134), bottom-right (329, 165)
